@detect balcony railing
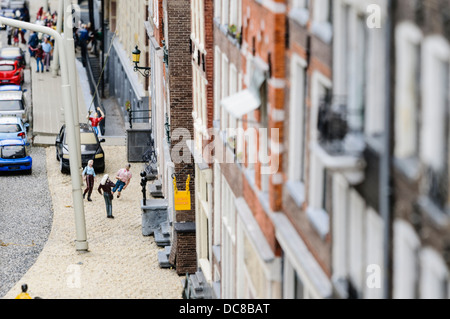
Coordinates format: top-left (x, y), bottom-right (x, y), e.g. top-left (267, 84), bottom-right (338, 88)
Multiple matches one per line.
top-left (317, 95), bottom-right (365, 157)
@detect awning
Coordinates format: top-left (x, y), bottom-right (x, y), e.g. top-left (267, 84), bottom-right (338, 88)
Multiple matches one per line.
top-left (221, 89), bottom-right (260, 119)
top-left (220, 60), bottom-right (267, 119)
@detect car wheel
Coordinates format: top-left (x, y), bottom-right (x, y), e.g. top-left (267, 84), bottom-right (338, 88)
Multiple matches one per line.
top-left (60, 159), bottom-right (68, 174)
top-left (27, 168), bottom-right (32, 175)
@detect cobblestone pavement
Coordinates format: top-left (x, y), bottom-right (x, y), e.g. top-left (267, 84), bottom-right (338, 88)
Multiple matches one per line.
top-left (3, 146), bottom-right (184, 299)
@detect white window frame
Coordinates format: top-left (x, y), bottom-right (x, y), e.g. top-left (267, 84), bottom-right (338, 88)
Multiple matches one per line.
top-left (420, 247), bottom-right (449, 299)
top-left (393, 219), bottom-right (421, 299)
top-left (420, 35), bottom-right (450, 172)
top-left (394, 22), bottom-right (423, 159)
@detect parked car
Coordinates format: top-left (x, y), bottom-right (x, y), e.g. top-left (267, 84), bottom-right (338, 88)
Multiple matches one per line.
top-left (0, 84), bottom-right (22, 91)
top-left (0, 116), bottom-right (28, 141)
top-left (8, 0), bottom-right (25, 10)
top-left (0, 90), bottom-right (29, 123)
top-left (56, 123), bottom-right (106, 174)
top-left (0, 47), bottom-right (25, 68)
top-left (0, 138), bottom-right (32, 174)
top-left (0, 60), bottom-right (24, 86)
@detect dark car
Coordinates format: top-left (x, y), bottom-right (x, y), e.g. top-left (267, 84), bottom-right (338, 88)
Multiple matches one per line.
top-left (56, 123), bottom-right (105, 174)
top-left (0, 47), bottom-right (25, 68)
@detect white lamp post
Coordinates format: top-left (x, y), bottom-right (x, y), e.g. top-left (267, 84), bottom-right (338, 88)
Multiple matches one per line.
top-left (0, 16), bottom-right (89, 251)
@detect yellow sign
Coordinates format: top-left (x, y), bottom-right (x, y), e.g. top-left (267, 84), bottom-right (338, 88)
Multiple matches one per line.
top-left (174, 175), bottom-right (191, 211)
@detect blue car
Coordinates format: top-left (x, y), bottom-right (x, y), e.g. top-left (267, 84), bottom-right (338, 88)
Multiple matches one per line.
top-left (0, 84), bottom-right (22, 91)
top-left (0, 138), bottom-right (32, 174)
top-left (0, 116), bottom-right (28, 141)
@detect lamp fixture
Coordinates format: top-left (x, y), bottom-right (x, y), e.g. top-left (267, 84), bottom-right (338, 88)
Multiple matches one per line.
top-left (132, 45), bottom-right (151, 78)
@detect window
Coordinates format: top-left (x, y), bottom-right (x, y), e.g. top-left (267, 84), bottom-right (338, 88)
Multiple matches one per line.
top-left (420, 248), bottom-right (449, 299)
top-left (307, 72), bottom-right (332, 238)
top-left (221, 54), bottom-right (229, 132)
top-left (214, 46), bottom-right (222, 121)
top-left (394, 22), bottom-right (423, 160)
top-left (393, 220), bottom-right (421, 299)
top-left (311, 0), bottom-right (332, 43)
top-left (420, 36), bottom-right (450, 210)
top-left (221, 177), bottom-right (236, 298)
top-left (289, 54), bottom-right (307, 183)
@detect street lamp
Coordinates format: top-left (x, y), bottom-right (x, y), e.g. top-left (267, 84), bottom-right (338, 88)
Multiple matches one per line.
top-left (132, 45), bottom-right (150, 77)
top-left (0, 16), bottom-right (88, 252)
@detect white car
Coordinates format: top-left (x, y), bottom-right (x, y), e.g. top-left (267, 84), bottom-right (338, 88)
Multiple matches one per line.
top-left (0, 90), bottom-right (29, 123)
top-left (1, 0), bottom-right (25, 10)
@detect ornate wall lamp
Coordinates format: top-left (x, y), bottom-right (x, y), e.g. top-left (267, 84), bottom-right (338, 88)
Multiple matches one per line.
top-left (132, 45), bottom-right (151, 78)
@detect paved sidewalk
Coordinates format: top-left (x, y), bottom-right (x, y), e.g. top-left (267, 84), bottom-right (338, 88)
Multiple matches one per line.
top-left (31, 58), bottom-right (88, 145)
top-left (3, 146), bottom-right (184, 299)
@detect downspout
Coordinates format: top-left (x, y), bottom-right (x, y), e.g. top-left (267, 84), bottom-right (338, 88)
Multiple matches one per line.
top-left (380, 0), bottom-right (395, 299)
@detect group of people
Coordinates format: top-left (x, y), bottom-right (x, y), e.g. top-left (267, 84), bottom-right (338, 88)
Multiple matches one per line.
top-left (82, 162), bottom-right (133, 219)
top-left (28, 31), bottom-right (53, 73)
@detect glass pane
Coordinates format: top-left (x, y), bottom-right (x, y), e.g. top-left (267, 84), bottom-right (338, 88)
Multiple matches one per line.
top-left (0, 124), bottom-right (20, 133)
top-left (0, 65), bottom-right (14, 71)
top-left (1, 145), bottom-right (25, 159)
top-left (0, 100), bottom-right (23, 111)
top-left (80, 132), bottom-right (98, 145)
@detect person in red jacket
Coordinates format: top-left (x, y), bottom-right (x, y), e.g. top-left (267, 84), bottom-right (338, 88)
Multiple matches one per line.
top-left (30, 43), bottom-right (44, 73)
top-left (87, 107), bottom-right (105, 136)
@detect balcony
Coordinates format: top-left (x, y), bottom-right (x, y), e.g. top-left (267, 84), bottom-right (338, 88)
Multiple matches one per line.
top-left (312, 95), bottom-right (366, 184)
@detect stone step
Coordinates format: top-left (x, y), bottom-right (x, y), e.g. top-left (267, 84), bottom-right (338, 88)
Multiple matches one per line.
top-left (157, 250), bottom-right (173, 268)
top-left (160, 221), bottom-right (171, 236)
top-left (154, 227), bottom-right (171, 247)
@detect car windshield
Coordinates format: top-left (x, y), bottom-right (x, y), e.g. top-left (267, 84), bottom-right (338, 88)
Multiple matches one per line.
top-left (80, 132), bottom-right (98, 145)
top-left (1, 49), bottom-right (19, 58)
top-left (0, 124), bottom-right (20, 133)
top-left (1, 145), bottom-right (26, 159)
top-left (0, 65), bottom-right (14, 71)
top-left (0, 100), bottom-right (23, 111)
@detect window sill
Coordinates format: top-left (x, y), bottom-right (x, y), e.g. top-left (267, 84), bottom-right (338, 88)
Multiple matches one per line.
top-left (394, 156), bottom-right (420, 182)
top-left (306, 206), bottom-right (329, 240)
top-left (417, 196), bottom-right (449, 228)
top-left (310, 21), bottom-right (333, 44)
top-left (286, 180), bottom-right (305, 208)
top-left (288, 7), bottom-right (309, 27)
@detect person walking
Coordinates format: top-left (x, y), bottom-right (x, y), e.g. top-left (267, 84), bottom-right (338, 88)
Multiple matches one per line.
top-left (42, 36), bottom-right (53, 72)
top-left (15, 284), bottom-right (32, 299)
top-left (87, 107), bottom-right (105, 136)
top-left (13, 28), bottom-right (19, 46)
top-left (77, 24), bottom-right (89, 67)
top-left (30, 43), bottom-right (45, 73)
top-left (28, 31), bottom-right (39, 58)
top-left (112, 164), bottom-right (132, 199)
top-left (98, 174), bottom-right (116, 219)
top-left (82, 160), bottom-right (96, 201)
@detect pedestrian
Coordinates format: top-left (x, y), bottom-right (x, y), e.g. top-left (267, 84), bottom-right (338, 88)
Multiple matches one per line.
top-left (28, 31), bottom-right (39, 57)
top-left (6, 26), bottom-right (12, 46)
top-left (42, 36), bottom-right (52, 72)
top-left (13, 28), bottom-right (19, 46)
top-left (112, 164), bottom-right (132, 199)
top-left (98, 174), bottom-right (116, 219)
top-left (82, 160), bottom-right (96, 201)
top-left (15, 284), bottom-right (31, 299)
top-left (87, 107), bottom-right (105, 136)
top-left (31, 44), bottom-right (44, 73)
top-left (77, 24), bottom-right (89, 67)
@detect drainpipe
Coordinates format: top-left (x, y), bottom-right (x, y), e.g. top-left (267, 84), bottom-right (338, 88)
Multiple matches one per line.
top-left (380, 0), bottom-right (395, 299)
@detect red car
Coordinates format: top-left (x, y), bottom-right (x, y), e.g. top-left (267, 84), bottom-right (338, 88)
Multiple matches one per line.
top-left (0, 60), bottom-right (24, 86)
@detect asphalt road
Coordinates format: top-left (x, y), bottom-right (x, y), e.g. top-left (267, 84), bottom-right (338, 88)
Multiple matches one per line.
top-left (0, 8), bottom-right (53, 297)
